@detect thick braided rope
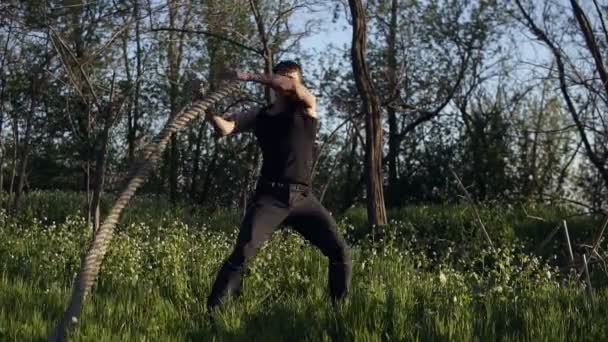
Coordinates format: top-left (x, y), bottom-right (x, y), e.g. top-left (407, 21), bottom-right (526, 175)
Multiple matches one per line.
top-left (49, 81), bottom-right (241, 342)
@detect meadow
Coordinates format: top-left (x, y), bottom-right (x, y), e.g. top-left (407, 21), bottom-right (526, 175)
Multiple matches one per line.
top-left (1, 191), bottom-right (607, 341)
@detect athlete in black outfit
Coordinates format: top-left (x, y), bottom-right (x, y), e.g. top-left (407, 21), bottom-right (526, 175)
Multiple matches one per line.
top-left (205, 61), bottom-right (352, 311)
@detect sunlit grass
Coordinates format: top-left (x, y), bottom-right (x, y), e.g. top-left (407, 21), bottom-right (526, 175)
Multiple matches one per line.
top-left (1, 192), bottom-right (607, 341)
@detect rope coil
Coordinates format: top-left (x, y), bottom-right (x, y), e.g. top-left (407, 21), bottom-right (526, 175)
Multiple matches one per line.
top-left (49, 81), bottom-right (242, 342)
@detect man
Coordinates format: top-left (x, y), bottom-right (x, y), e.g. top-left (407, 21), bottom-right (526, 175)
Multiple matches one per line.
top-left (205, 60), bottom-right (353, 311)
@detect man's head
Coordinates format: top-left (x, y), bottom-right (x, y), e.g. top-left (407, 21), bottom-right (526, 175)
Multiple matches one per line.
top-left (273, 60), bottom-right (303, 83)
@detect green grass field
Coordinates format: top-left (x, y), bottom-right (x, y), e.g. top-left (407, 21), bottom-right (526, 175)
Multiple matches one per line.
top-left (1, 192), bottom-right (607, 341)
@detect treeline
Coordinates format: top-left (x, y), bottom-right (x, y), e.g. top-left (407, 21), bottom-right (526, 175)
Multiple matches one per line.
top-left (0, 0), bottom-right (606, 228)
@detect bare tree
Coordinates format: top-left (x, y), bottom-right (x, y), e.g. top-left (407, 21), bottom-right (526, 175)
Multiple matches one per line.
top-left (0, 21), bottom-right (13, 197)
top-left (348, 0), bottom-right (387, 234)
top-left (514, 0), bottom-right (608, 198)
top-left (165, 0), bottom-right (194, 203)
top-left (50, 6), bottom-right (129, 230)
top-left (11, 74), bottom-right (37, 213)
top-left (118, 0), bottom-right (146, 162)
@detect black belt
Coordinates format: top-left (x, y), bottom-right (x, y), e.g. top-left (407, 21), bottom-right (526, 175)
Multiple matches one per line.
top-left (258, 179), bottom-right (309, 192)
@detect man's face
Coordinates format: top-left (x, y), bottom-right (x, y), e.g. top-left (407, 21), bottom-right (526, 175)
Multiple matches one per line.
top-left (272, 68), bottom-right (302, 102)
top-left (276, 69), bottom-right (301, 84)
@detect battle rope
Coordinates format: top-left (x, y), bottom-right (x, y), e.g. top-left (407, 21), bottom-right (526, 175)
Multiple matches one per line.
top-left (49, 81), bottom-right (242, 342)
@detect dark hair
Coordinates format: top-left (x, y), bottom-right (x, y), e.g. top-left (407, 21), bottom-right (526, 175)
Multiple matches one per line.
top-left (272, 60), bottom-right (303, 77)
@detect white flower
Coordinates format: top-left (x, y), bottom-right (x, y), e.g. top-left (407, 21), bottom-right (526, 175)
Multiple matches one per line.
top-left (439, 271), bottom-right (447, 285)
top-left (71, 316), bottom-right (78, 324)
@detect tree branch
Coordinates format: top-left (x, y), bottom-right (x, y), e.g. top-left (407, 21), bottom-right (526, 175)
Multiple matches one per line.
top-left (514, 0), bottom-right (608, 188)
top-left (396, 51), bottom-right (471, 138)
top-left (151, 27), bottom-right (262, 55)
top-left (592, 0), bottom-right (608, 47)
top-left (570, 0), bottom-right (608, 97)
top-left (312, 112), bottom-right (364, 179)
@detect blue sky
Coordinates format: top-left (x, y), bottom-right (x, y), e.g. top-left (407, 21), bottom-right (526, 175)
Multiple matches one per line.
top-left (292, 4), bottom-right (554, 93)
top-left (283, 2), bottom-right (559, 129)
top-left (299, 9), bottom-right (351, 55)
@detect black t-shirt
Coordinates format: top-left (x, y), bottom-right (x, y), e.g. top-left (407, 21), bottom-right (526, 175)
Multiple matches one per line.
top-left (254, 104), bottom-right (318, 186)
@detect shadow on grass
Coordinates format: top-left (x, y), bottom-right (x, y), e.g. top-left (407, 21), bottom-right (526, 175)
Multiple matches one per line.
top-left (186, 298), bottom-right (347, 342)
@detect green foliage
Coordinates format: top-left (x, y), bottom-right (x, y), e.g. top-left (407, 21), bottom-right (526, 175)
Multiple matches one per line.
top-left (1, 193), bottom-right (607, 340)
top-left (342, 202), bottom-right (603, 249)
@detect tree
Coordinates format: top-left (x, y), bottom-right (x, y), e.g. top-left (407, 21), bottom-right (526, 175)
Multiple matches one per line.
top-left (47, 0), bottom-right (130, 229)
top-left (165, 0), bottom-right (194, 203)
top-left (348, 0), bottom-right (387, 234)
top-left (514, 0), bottom-right (608, 199)
top-left (0, 19), bottom-right (14, 197)
top-left (369, 0), bottom-right (506, 205)
top-left (118, 0), bottom-right (145, 162)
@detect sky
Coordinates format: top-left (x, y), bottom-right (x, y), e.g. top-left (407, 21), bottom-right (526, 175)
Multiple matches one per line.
top-left (287, 4), bottom-right (553, 126)
top-left (298, 8), bottom-right (351, 55)
top-left (291, 2), bottom-right (555, 101)
top-left (283, 8), bottom-right (353, 124)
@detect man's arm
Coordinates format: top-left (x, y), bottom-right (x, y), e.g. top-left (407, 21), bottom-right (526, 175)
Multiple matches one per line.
top-left (206, 107), bottom-right (259, 136)
top-left (230, 71), bottom-right (316, 117)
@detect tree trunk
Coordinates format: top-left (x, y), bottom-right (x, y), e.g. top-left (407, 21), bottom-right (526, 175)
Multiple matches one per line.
top-left (12, 78), bottom-right (36, 213)
top-left (248, 0), bottom-right (271, 215)
top-left (121, 25), bottom-right (135, 162)
top-left (0, 23), bottom-right (12, 195)
top-left (250, 0), bottom-right (274, 105)
top-left (90, 119), bottom-right (111, 232)
top-left (128, 0), bottom-right (143, 161)
top-left (190, 121), bottom-right (206, 200)
top-left (386, 0), bottom-right (399, 206)
top-left (67, 5), bottom-right (93, 219)
top-left (199, 143), bottom-right (219, 205)
top-left (341, 124), bottom-right (359, 211)
top-left (166, 0), bottom-right (192, 203)
top-left (348, 0), bottom-right (387, 235)
top-left (0, 84), bottom-right (5, 195)
top-left (169, 123), bottom-right (179, 203)
top-left (168, 0), bottom-right (179, 203)
top-left (567, 0), bottom-right (608, 189)
top-left (8, 114), bottom-right (18, 208)
top-left (0, 125), bottom-right (4, 194)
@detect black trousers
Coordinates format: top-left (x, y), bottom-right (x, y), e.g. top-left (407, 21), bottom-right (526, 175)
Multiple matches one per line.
top-left (207, 182), bottom-right (352, 310)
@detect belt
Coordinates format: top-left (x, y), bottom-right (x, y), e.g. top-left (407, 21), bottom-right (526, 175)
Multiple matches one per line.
top-left (258, 179), bottom-right (309, 192)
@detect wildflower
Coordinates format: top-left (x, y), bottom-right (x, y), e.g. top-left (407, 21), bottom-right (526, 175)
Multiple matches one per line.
top-left (439, 271), bottom-right (447, 286)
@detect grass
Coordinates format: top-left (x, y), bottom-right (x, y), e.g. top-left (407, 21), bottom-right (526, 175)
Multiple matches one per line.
top-left (1, 191), bottom-right (607, 341)
top-left (2, 267), bottom-right (607, 341)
